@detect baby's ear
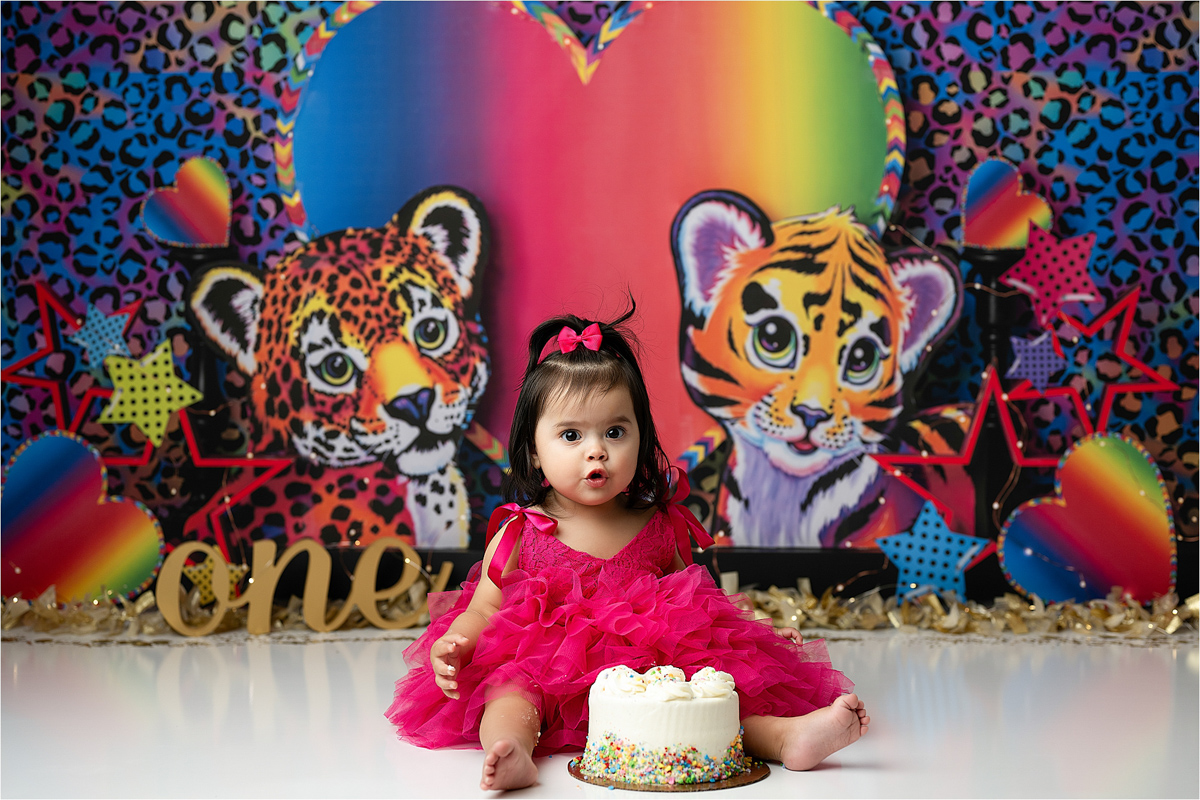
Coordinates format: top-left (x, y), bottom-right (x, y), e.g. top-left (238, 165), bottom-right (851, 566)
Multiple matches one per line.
top-left (391, 186), bottom-right (490, 307)
top-left (671, 190), bottom-right (773, 324)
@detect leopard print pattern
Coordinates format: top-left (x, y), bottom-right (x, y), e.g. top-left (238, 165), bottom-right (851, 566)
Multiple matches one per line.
top-left (856, 1), bottom-right (1198, 540)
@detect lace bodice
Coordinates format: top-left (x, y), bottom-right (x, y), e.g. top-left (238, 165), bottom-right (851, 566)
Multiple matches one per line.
top-left (516, 510), bottom-right (677, 587)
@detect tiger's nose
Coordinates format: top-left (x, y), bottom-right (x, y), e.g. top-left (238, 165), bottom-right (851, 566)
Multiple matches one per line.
top-left (792, 404), bottom-right (830, 430)
top-left (386, 388), bottom-right (433, 425)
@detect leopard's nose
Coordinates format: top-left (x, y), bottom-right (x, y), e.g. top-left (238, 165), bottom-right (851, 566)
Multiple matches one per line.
top-left (385, 388), bottom-right (433, 425)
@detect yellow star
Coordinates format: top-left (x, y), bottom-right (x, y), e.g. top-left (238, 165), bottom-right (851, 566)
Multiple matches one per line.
top-left (182, 559), bottom-right (248, 605)
top-left (100, 340), bottom-right (203, 446)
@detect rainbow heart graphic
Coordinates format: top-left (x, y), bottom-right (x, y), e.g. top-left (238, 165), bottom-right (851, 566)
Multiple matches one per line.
top-left (291, 1), bottom-right (904, 458)
top-left (1, 432), bottom-right (164, 601)
top-left (999, 433), bottom-right (1176, 603)
top-left (141, 156), bottom-right (231, 247)
top-left (961, 158), bottom-right (1053, 249)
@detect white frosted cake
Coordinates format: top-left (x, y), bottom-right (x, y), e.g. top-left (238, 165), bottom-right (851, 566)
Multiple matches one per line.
top-left (578, 665), bottom-right (750, 786)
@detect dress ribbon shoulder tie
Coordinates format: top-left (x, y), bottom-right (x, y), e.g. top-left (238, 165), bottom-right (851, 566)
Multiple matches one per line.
top-left (665, 467), bottom-right (715, 566)
top-left (484, 503), bottom-right (557, 588)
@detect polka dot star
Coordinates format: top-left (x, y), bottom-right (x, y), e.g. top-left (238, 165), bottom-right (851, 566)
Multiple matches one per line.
top-left (182, 559), bottom-right (248, 605)
top-left (99, 341), bottom-right (203, 446)
top-left (999, 223), bottom-right (1099, 328)
top-left (877, 502), bottom-right (990, 601)
top-left (1006, 331), bottom-right (1067, 392)
top-left (68, 305), bottom-right (131, 365)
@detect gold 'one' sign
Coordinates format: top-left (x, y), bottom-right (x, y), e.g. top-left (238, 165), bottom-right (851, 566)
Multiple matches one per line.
top-left (157, 537), bottom-right (440, 636)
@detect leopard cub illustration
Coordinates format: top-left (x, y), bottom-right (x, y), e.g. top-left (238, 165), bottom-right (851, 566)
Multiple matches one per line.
top-left (187, 186), bottom-right (490, 549)
top-left (672, 190), bottom-right (961, 548)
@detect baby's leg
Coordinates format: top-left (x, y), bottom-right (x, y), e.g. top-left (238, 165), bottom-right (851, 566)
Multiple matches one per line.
top-left (742, 693), bottom-right (869, 771)
top-left (479, 693), bottom-right (541, 791)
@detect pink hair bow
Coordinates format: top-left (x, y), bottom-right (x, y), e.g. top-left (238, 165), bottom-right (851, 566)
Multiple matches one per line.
top-left (538, 323), bottom-right (603, 363)
top-left (665, 466), bottom-right (714, 566)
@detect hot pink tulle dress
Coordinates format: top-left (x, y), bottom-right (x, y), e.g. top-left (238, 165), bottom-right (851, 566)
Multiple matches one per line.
top-left (385, 502), bottom-right (854, 755)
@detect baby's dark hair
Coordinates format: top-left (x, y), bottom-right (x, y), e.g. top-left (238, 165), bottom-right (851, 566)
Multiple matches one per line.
top-left (503, 302), bottom-right (672, 509)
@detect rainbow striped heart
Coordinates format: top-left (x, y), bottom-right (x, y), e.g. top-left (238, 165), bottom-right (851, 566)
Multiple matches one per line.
top-left (1, 432), bottom-right (164, 601)
top-left (999, 433), bottom-right (1176, 603)
top-left (142, 156), bottom-right (231, 247)
top-left (962, 158), bottom-right (1052, 249)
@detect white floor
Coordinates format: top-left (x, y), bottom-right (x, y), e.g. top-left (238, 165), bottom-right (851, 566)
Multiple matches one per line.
top-left (2, 627), bottom-right (1197, 799)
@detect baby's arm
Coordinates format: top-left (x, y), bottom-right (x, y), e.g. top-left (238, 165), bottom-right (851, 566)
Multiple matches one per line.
top-left (432, 519), bottom-right (520, 699)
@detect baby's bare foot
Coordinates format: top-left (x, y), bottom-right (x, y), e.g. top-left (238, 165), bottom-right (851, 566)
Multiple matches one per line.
top-left (780, 693), bottom-right (869, 771)
top-left (480, 738), bottom-right (538, 791)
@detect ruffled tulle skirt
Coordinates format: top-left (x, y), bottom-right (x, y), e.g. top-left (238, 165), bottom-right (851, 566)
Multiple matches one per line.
top-left (385, 564), bottom-right (853, 754)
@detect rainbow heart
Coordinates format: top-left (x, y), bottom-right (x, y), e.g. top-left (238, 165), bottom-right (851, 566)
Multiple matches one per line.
top-left (962, 158), bottom-right (1052, 249)
top-left (141, 156), bottom-right (231, 247)
top-left (999, 434), bottom-right (1176, 603)
top-left (293, 2), bottom-right (903, 459)
top-left (1, 432), bottom-right (164, 601)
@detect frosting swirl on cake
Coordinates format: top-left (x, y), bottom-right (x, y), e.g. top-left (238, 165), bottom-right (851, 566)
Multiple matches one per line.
top-left (594, 665), bottom-right (648, 695)
top-left (690, 667), bottom-right (736, 698)
top-left (593, 665), bottom-right (736, 699)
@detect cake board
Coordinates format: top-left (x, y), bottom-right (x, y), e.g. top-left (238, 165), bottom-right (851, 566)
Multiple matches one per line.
top-left (568, 759), bottom-right (770, 792)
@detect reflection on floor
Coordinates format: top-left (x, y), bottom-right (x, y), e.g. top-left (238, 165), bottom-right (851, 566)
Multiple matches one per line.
top-left (3, 628), bottom-right (1197, 798)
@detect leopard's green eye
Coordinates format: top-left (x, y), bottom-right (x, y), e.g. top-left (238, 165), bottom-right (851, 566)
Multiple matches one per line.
top-left (317, 353), bottom-right (356, 386)
top-left (843, 338), bottom-right (882, 387)
top-left (414, 318), bottom-right (448, 352)
top-left (752, 316), bottom-right (797, 369)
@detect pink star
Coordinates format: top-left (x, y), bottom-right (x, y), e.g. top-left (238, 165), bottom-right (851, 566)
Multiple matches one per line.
top-left (1000, 223), bottom-right (1099, 328)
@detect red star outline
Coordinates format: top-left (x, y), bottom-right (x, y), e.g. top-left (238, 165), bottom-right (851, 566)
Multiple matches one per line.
top-left (875, 290), bottom-right (1179, 558)
top-left (2, 282), bottom-right (151, 464)
top-left (872, 367), bottom-right (1058, 531)
top-left (3, 282), bottom-right (291, 555)
top-left (1013, 288), bottom-right (1178, 432)
top-left (176, 411), bottom-right (292, 562)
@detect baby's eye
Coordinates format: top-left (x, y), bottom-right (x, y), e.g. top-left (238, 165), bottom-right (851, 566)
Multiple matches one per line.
top-left (605, 426), bottom-right (626, 439)
top-left (560, 430), bottom-right (581, 443)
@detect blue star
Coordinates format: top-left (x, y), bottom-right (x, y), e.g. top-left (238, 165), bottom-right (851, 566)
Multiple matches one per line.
top-left (1006, 331), bottom-right (1066, 392)
top-left (68, 305), bottom-right (131, 366)
top-left (877, 503), bottom-right (990, 601)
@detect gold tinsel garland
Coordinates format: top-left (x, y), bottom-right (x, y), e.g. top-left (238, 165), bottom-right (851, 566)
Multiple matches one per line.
top-left (3, 579), bottom-right (1196, 640)
top-left (741, 579), bottom-right (1200, 638)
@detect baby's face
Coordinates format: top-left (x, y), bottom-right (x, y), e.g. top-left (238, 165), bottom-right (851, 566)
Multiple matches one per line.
top-left (532, 384), bottom-right (641, 513)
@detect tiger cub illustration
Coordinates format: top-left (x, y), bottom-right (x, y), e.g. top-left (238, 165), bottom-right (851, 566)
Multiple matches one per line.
top-left (186, 186), bottom-right (490, 549)
top-left (671, 190), bottom-right (961, 547)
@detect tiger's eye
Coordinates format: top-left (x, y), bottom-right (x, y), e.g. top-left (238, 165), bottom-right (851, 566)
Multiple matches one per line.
top-left (843, 339), bottom-right (881, 386)
top-left (415, 318), bottom-right (447, 352)
top-left (752, 317), bottom-right (797, 368)
top-left (318, 353), bottom-right (355, 386)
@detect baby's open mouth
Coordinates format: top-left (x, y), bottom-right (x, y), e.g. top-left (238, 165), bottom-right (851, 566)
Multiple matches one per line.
top-left (586, 470), bottom-right (607, 486)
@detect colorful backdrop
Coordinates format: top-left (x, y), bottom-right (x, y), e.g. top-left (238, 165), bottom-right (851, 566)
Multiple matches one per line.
top-left (2, 1), bottom-right (1195, 606)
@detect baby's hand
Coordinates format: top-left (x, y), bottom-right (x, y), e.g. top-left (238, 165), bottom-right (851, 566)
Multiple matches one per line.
top-left (431, 632), bottom-right (469, 699)
top-left (776, 626), bottom-right (803, 645)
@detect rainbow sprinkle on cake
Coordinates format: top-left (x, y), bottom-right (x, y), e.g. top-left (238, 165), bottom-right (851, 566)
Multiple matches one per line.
top-left (578, 729), bottom-right (750, 785)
